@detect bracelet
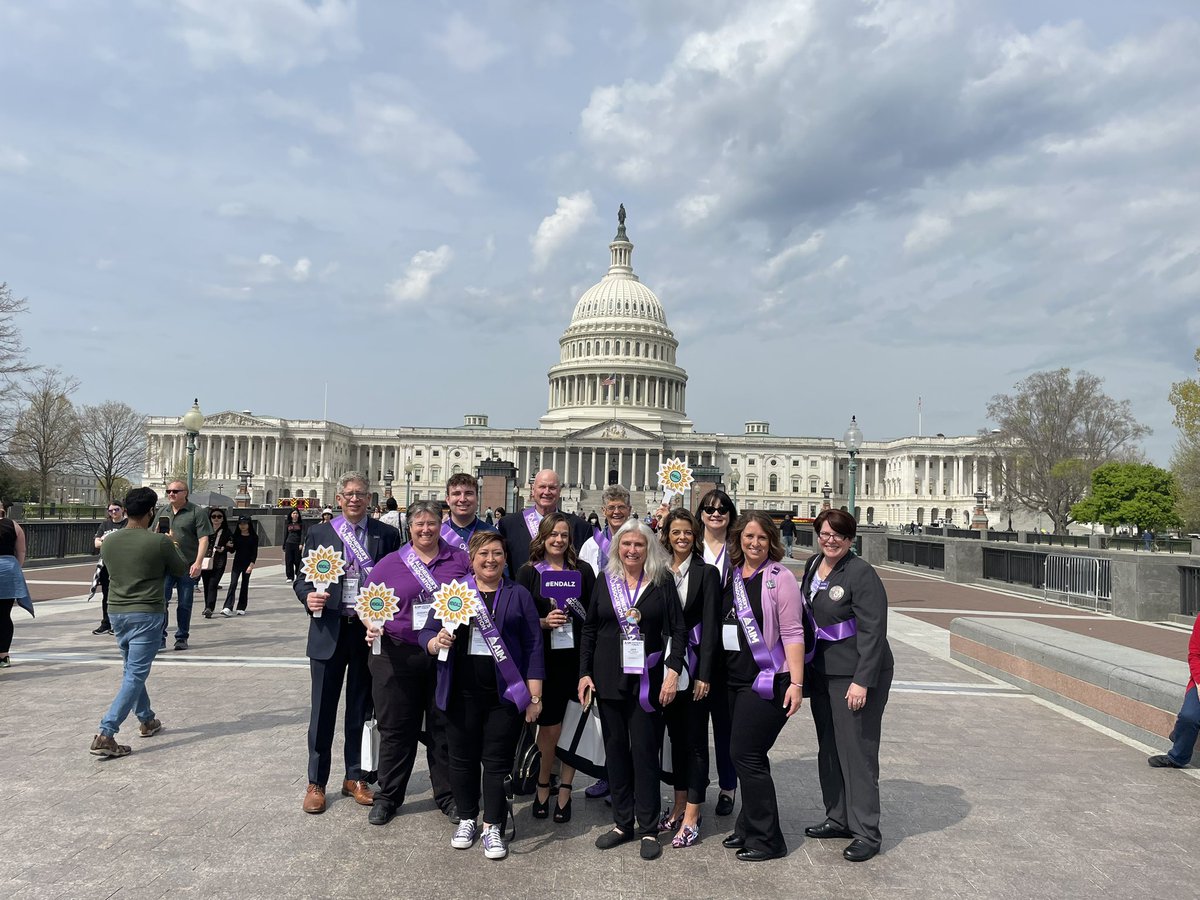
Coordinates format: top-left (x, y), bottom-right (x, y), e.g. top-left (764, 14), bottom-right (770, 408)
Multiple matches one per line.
top-left (790, 682), bottom-right (803, 688)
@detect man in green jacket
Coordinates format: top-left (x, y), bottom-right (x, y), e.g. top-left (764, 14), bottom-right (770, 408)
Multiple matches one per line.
top-left (90, 487), bottom-right (189, 758)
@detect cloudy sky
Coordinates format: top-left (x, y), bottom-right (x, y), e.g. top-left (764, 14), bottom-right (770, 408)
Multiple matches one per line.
top-left (2, 0), bottom-right (1198, 464)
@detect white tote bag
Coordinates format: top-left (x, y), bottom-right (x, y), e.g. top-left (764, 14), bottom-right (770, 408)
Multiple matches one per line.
top-left (556, 700), bottom-right (606, 778)
top-left (361, 718), bottom-right (381, 772)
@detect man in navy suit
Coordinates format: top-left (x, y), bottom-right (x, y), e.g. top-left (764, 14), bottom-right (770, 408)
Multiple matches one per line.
top-left (498, 468), bottom-right (592, 571)
top-left (294, 472), bottom-right (402, 814)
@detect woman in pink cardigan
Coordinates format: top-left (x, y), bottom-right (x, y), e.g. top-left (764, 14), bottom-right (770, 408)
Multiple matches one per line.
top-left (716, 510), bottom-right (806, 862)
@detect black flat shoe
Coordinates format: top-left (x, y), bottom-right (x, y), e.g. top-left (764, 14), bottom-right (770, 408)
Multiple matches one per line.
top-left (553, 784), bottom-right (572, 823)
top-left (843, 839), bottom-right (879, 862)
top-left (368, 800), bottom-right (396, 826)
top-left (721, 833), bottom-right (745, 849)
top-left (640, 836), bottom-right (662, 860)
top-left (595, 828), bottom-right (634, 850)
top-left (737, 847), bottom-right (785, 862)
top-left (532, 782), bottom-right (551, 819)
top-left (805, 821), bottom-right (853, 839)
top-left (715, 793), bottom-right (735, 816)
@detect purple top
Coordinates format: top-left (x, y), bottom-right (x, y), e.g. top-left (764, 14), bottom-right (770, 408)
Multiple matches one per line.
top-left (363, 539), bottom-right (470, 645)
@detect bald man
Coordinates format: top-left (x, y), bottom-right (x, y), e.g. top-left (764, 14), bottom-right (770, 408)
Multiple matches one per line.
top-left (497, 469), bottom-right (593, 571)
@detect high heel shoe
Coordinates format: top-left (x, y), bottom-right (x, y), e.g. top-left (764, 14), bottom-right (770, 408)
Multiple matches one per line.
top-left (553, 784), bottom-right (573, 823)
top-left (532, 782), bottom-right (551, 819)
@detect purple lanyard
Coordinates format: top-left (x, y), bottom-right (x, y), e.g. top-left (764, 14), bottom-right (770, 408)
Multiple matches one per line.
top-left (332, 516), bottom-right (373, 576)
top-left (534, 561), bottom-right (587, 621)
top-left (732, 562), bottom-right (787, 700)
top-left (466, 578), bottom-right (532, 711)
top-left (440, 520), bottom-right (474, 553)
top-left (523, 507), bottom-right (543, 538)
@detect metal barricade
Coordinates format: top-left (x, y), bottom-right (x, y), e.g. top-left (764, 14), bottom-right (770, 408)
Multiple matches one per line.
top-left (1043, 553), bottom-right (1112, 612)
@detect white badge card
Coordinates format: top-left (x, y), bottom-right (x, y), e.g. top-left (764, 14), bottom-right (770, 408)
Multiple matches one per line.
top-left (412, 602), bottom-right (432, 631)
top-left (550, 621), bottom-right (574, 650)
top-left (723, 623), bottom-right (740, 651)
top-left (622, 637), bottom-right (646, 671)
top-left (342, 574), bottom-right (360, 605)
top-left (469, 625), bottom-right (491, 656)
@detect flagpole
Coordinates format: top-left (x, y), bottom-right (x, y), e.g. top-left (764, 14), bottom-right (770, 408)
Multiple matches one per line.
top-left (918, 396), bottom-right (923, 437)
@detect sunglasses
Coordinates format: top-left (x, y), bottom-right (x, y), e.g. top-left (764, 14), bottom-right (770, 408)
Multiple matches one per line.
top-left (107, 508), bottom-right (121, 513)
top-left (211, 514), bottom-right (225, 519)
top-left (701, 505), bottom-right (731, 515)
top-left (166, 489), bottom-right (184, 494)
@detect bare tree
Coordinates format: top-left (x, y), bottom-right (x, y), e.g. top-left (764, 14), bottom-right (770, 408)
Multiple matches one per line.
top-left (985, 368), bottom-right (1149, 533)
top-left (0, 282), bottom-right (36, 427)
top-left (8, 368), bottom-right (81, 504)
top-left (78, 401), bottom-right (146, 503)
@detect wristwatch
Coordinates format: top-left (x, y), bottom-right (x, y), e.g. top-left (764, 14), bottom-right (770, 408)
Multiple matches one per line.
top-left (530, 696), bottom-right (542, 705)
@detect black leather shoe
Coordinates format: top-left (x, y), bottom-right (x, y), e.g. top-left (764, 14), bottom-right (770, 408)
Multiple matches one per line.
top-left (368, 799), bottom-right (396, 826)
top-left (715, 793), bottom-right (735, 816)
top-left (737, 847), bottom-right (785, 862)
top-left (443, 799), bottom-right (460, 825)
top-left (1148, 754), bottom-right (1183, 768)
top-left (721, 833), bottom-right (745, 849)
top-left (640, 836), bottom-right (662, 860)
top-left (843, 839), bottom-right (879, 862)
top-left (805, 821), bottom-right (853, 839)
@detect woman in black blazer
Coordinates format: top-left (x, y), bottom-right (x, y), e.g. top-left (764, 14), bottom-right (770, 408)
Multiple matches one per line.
top-left (579, 519), bottom-right (686, 861)
top-left (657, 508), bottom-right (720, 849)
top-left (801, 508), bottom-right (894, 863)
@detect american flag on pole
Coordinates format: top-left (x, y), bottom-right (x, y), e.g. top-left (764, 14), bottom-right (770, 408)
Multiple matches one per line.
top-left (601, 375), bottom-right (616, 386)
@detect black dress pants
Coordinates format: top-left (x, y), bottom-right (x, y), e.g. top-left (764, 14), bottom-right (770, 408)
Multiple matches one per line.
top-left (809, 667), bottom-right (892, 849)
top-left (284, 543), bottom-right (302, 580)
top-left (200, 559), bottom-right (226, 613)
top-left (663, 689), bottom-right (710, 804)
top-left (598, 693), bottom-right (663, 835)
top-left (224, 566), bottom-right (250, 611)
top-left (443, 690), bottom-right (522, 824)
top-left (728, 675), bottom-right (791, 856)
top-left (368, 637), bottom-right (452, 810)
top-left (307, 616), bottom-right (373, 786)
top-left (709, 679), bottom-right (737, 791)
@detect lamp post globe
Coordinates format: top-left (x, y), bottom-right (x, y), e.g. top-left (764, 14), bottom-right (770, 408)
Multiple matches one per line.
top-left (403, 461), bottom-right (414, 508)
top-left (842, 415), bottom-right (862, 522)
top-left (181, 398), bottom-right (205, 494)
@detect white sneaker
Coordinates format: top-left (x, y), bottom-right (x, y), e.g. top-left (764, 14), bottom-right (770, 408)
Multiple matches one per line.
top-left (451, 819), bottom-right (477, 849)
top-left (220, 608), bottom-right (234, 618)
top-left (480, 824), bottom-right (507, 860)
top-left (236, 610), bottom-right (246, 616)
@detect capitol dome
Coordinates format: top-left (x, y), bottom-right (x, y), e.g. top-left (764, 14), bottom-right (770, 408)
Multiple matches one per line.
top-left (540, 208), bottom-right (692, 435)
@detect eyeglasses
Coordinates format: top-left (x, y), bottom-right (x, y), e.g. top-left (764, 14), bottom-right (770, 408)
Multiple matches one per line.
top-left (604, 504), bottom-right (630, 514)
top-left (340, 491), bottom-right (369, 500)
top-left (165, 489), bottom-right (184, 494)
top-left (818, 531), bottom-right (848, 542)
top-left (701, 505), bottom-right (731, 515)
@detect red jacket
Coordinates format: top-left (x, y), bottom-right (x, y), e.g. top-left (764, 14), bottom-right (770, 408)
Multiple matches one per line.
top-left (1189, 615), bottom-right (1200, 691)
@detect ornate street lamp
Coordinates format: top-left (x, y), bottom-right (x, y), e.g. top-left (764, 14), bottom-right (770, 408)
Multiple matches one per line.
top-left (971, 486), bottom-right (989, 532)
top-left (404, 460), bottom-right (414, 507)
top-left (821, 481), bottom-right (833, 511)
top-left (384, 468), bottom-right (394, 500)
top-left (181, 399), bottom-right (205, 494)
top-left (729, 467), bottom-right (741, 504)
top-left (842, 415), bottom-right (862, 522)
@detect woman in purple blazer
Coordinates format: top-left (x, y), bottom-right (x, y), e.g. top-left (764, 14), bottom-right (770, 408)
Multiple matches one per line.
top-left (422, 530), bottom-right (543, 861)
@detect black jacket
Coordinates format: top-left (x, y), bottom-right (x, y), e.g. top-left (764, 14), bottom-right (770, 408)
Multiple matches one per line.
top-left (800, 553), bottom-right (893, 686)
top-left (673, 558), bottom-right (722, 684)
top-left (498, 508), bottom-right (592, 572)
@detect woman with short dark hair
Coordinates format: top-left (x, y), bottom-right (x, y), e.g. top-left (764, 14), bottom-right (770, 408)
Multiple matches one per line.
top-left (800, 508), bottom-right (894, 863)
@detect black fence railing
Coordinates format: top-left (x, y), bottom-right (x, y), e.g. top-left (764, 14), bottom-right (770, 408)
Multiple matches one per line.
top-left (1182, 568), bottom-right (1200, 617)
top-left (986, 530), bottom-right (1020, 542)
top-left (23, 521), bottom-right (102, 560)
top-left (945, 528), bottom-right (981, 539)
top-left (1105, 536), bottom-right (1194, 555)
top-left (1025, 533), bottom-right (1091, 549)
top-left (887, 539), bottom-right (945, 570)
top-left (982, 547), bottom-right (1047, 590)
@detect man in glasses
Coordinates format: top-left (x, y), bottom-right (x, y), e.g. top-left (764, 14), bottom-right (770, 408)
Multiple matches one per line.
top-left (160, 481), bottom-right (213, 651)
top-left (90, 500), bottom-right (127, 635)
top-left (294, 472), bottom-right (402, 814)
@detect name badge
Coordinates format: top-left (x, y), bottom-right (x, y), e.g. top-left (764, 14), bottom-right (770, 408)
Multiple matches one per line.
top-left (550, 621), bottom-right (574, 650)
top-left (722, 623), bottom-right (740, 651)
top-left (412, 602), bottom-right (432, 631)
top-left (622, 637), bottom-right (645, 673)
top-left (469, 625), bottom-right (491, 657)
top-left (342, 575), bottom-right (360, 604)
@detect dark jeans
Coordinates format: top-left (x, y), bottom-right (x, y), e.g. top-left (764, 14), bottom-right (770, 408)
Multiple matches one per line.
top-left (443, 690), bottom-right (522, 825)
top-left (163, 574), bottom-right (198, 643)
top-left (284, 543), bottom-right (302, 580)
top-left (368, 637), bottom-right (452, 810)
top-left (1167, 685), bottom-right (1200, 766)
top-left (224, 566), bottom-right (251, 611)
top-left (200, 558), bottom-right (227, 613)
top-left (0, 599), bottom-right (13, 655)
top-left (307, 616), bottom-right (373, 786)
top-left (728, 675), bottom-right (791, 856)
top-left (663, 688), bottom-right (711, 804)
top-left (709, 679), bottom-right (738, 792)
top-left (597, 693), bottom-right (663, 835)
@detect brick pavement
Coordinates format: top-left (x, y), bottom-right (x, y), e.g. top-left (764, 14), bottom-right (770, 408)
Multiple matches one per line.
top-left (2, 559), bottom-right (1198, 898)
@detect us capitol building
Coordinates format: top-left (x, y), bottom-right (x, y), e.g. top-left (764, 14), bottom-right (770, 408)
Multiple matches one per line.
top-left (144, 211), bottom-right (996, 527)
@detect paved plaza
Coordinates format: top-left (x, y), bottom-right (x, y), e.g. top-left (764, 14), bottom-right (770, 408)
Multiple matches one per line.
top-left (3, 555), bottom-right (1198, 899)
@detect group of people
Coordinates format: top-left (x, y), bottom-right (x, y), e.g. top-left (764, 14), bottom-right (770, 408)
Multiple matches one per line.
top-left (295, 467), bottom-right (894, 863)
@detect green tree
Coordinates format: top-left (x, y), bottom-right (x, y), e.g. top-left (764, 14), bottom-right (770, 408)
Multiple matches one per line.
top-left (1170, 348), bottom-right (1200, 529)
top-left (1070, 462), bottom-right (1181, 532)
top-left (986, 368), bottom-right (1150, 533)
top-left (168, 454), bottom-right (210, 494)
top-left (1169, 347), bottom-right (1200, 439)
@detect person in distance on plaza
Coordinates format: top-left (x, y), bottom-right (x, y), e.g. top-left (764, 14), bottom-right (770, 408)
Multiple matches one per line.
top-left (159, 480), bottom-right (213, 651)
top-left (1147, 612), bottom-right (1200, 770)
top-left (89, 488), bottom-right (189, 756)
top-left (719, 511), bottom-right (806, 862)
top-left (379, 497), bottom-right (401, 534)
top-left (800, 508), bottom-right (894, 863)
top-left (283, 507), bottom-right (304, 582)
top-left (497, 469), bottom-right (591, 572)
top-left (294, 472), bottom-right (402, 814)
top-left (199, 508), bottom-right (230, 618)
top-left (657, 508), bottom-right (722, 848)
top-left (441, 473), bottom-right (498, 553)
top-left (320, 507), bottom-right (334, 524)
top-left (360, 499), bottom-right (467, 826)
top-left (697, 487), bottom-right (740, 817)
top-left (421, 531), bottom-right (544, 861)
top-left (0, 505), bottom-right (32, 669)
top-left (515, 512), bottom-right (597, 823)
top-left (222, 515), bottom-right (258, 617)
top-left (579, 520), bottom-right (686, 861)
top-left (779, 514), bottom-right (796, 558)
top-left (91, 500), bottom-right (127, 635)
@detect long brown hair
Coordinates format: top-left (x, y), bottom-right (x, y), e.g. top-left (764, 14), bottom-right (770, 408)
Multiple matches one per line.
top-left (528, 512), bottom-right (580, 569)
top-left (728, 510), bottom-right (785, 568)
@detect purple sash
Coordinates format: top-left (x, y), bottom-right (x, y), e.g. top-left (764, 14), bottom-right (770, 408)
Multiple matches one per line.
top-left (608, 572), bottom-right (660, 712)
top-left (332, 516), bottom-right (375, 576)
top-left (535, 562), bottom-right (586, 621)
top-left (732, 564), bottom-right (787, 701)
top-left (802, 573), bottom-right (859, 663)
top-left (686, 623), bottom-right (701, 675)
top-left (467, 577), bottom-right (532, 711)
top-left (594, 526), bottom-right (613, 570)
top-left (440, 520), bottom-right (475, 553)
top-left (523, 507), bottom-right (543, 538)
top-left (399, 543), bottom-right (441, 595)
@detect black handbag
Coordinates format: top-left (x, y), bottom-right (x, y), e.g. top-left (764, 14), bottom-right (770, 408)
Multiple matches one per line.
top-left (508, 721), bottom-right (541, 796)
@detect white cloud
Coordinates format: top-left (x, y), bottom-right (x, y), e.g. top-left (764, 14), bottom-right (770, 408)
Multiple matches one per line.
top-left (759, 230), bottom-right (824, 281)
top-left (0, 145), bottom-right (31, 172)
top-left (531, 192), bottom-right (597, 272)
top-left (169, 0), bottom-right (359, 73)
top-left (430, 12), bottom-right (506, 73)
top-left (386, 245), bottom-right (453, 304)
top-left (252, 253), bottom-right (316, 283)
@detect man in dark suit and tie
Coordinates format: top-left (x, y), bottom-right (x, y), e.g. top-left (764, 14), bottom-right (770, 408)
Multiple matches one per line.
top-left (294, 472), bottom-right (402, 814)
top-left (498, 468), bottom-right (592, 571)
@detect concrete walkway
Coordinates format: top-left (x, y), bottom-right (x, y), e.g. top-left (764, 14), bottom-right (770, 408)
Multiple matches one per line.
top-left (2, 560), bottom-right (1197, 898)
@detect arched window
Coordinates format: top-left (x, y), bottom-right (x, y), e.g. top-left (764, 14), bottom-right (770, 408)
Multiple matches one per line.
top-left (604, 340), bottom-right (610, 354)
top-left (769, 474), bottom-right (778, 492)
